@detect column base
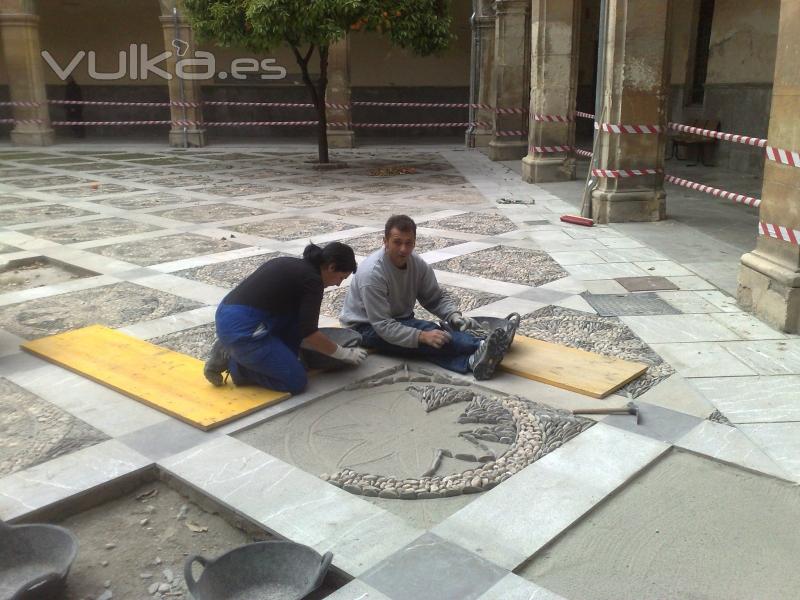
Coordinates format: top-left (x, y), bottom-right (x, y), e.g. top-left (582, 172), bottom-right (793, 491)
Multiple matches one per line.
top-left (590, 188), bottom-right (666, 223)
top-left (521, 154), bottom-right (576, 183)
top-left (169, 128), bottom-right (206, 148)
top-left (469, 129), bottom-right (494, 148)
top-left (11, 128), bottom-right (54, 146)
top-left (327, 129), bottom-right (355, 148)
top-left (737, 251), bottom-right (800, 333)
top-left (488, 139), bottom-right (527, 161)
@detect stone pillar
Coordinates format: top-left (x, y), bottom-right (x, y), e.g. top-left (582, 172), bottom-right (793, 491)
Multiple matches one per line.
top-left (737, 0), bottom-right (800, 333)
top-left (590, 0), bottom-right (672, 223)
top-left (0, 0), bottom-right (54, 146)
top-left (159, 0), bottom-right (205, 147)
top-left (326, 35), bottom-right (354, 148)
top-left (488, 0), bottom-right (530, 161)
top-left (521, 0), bottom-right (580, 182)
top-left (471, 1), bottom-right (496, 147)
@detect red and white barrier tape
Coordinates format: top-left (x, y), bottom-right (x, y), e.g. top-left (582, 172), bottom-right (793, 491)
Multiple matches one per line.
top-left (533, 114), bottom-right (572, 122)
top-left (592, 168), bottom-right (662, 178)
top-left (531, 145), bottom-right (573, 153)
top-left (766, 145), bottom-right (800, 168)
top-left (664, 174), bottom-right (760, 207)
top-left (495, 129), bottom-right (528, 137)
top-left (575, 111), bottom-right (595, 120)
top-left (574, 148), bottom-right (594, 159)
top-left (759, 221), bottom-right (800, 245)
top-left (667, 123), bottom-right (766, 148)
top-left (596, 122), bottom-right (663, 134)
top-left (51, 120), bottom-right (173, 126)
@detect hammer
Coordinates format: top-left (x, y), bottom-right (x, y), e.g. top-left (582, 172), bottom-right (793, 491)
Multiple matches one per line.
top-left (572, 401), bottom-right (640, 425)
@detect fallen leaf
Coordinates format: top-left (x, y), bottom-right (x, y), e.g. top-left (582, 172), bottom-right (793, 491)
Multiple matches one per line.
top-left (135, 489), bottom-right (158, 501)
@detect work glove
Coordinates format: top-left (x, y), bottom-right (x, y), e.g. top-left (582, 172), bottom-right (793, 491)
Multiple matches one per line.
top-left (331, 345), bottom-right (368, 366)
top-left (448, 312), bottom-right (482, 332)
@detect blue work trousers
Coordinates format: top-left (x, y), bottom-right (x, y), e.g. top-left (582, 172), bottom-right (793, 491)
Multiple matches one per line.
top-left (353, 317), bottom-right (480, 374)
top-left (215, 303), bottom-right (307, 394)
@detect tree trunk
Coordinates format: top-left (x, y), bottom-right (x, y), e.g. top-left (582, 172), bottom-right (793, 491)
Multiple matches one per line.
top-left (291, 43), bottom-right (329, 164)
top-left (316, 45), bottom-right (330, 164)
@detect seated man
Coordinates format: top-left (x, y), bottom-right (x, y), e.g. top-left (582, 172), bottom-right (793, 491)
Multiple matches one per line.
top-left (340, 214), bottom-right (507, 380)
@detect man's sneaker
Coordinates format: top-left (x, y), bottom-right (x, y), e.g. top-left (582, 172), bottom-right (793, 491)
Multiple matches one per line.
top-left (203, 339), bottom-right (230, 386)
top-left (500, 312), bottom-right (521, 353)
top-left (468, 328), bottom-right (508, 381)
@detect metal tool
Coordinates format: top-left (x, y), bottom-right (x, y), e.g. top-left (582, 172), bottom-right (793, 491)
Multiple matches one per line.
top-left (572, 401), bottom-right (640, 425)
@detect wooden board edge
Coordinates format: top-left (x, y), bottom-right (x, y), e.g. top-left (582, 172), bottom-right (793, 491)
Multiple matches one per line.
top-left (497, 362), bottom-right (649, 399)
top-left (20, 344), bottom-right (291, 432)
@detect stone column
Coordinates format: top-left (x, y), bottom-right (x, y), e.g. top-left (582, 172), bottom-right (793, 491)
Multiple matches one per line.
top-left (488, 0), bottom-right (530, 161)
top-left (0, 0), bottom-right (54, 146)
top-left (326, 35), bottom-right (354, 148)
top-left (590, 0), bottom-right (672, 223)
top-left (521, 0), bottom-right (580, 182)
top-left (737, 0), bottom-right (800, 333)
top-left (159, 0), bottom-right (205, 147)
top-left (471, 1), bottom-right (496, 147)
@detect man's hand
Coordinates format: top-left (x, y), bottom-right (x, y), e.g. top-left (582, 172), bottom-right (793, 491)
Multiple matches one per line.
top-left (448, 312), bottom-right (482, 332)
top-left (419, 329), bottom-right (452, 349)
top-left (331, 345), bottom-right (368, 366)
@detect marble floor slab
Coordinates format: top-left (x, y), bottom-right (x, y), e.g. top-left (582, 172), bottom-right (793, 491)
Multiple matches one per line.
top-left (517, 449), bottom-right (800, 600)
top-left (690, 375), bottom-right (800, 423)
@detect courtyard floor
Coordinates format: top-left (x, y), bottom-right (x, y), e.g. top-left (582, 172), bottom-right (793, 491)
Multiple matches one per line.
top-left (1, 141), bottom-right (798, 600)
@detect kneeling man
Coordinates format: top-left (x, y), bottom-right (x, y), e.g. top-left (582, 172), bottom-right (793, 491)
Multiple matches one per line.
top-left (340, 214), bottom-right (507, 380)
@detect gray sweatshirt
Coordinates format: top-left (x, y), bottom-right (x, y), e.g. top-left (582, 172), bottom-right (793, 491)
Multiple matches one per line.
top-left (340, 249), bottom-right (459, 348)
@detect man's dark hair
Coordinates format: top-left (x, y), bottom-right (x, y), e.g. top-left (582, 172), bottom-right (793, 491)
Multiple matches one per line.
top-left (384, 214), bottom-right (417, 238)
top-left (303, 241), bottom-right (357, 273)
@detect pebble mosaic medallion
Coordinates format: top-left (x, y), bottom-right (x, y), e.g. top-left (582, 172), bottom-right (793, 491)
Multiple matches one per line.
top-left (518, 306), bottom-right (675, 398)
top-left (174, 253), bottom-right (282, 289)
top-left (0, 204), bottom-right (96, 226)
top-left (0, 282), bottom-right (203, 339)
top-left (149, 203), bottom-right (271, 223)
top-left (231, 216), bottom-right (357, 241)
top-left (0, 378), bottom-right (108, 477)
top-left (150, 322), bottom-right (217, 361)
top-left (22, 217), bottom-right (161, 244)
top-left (91, 233), bottom-right (246, 266)
top-left (426, 212), bottom-right (517, 235)
top-left (436, 246), bottom-right (569, 287)
top-left (238, 365), bottom-right (593, 499)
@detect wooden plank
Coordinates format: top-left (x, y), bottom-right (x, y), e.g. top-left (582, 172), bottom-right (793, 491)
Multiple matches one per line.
top-left (499, 335), bottom-right (648, 399)
top-left (21, 325), bottom-right (291, 431)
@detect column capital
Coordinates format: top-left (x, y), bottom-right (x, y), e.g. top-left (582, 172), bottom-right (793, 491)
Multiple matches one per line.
top-left (475, 15), bottom-right (495, 28)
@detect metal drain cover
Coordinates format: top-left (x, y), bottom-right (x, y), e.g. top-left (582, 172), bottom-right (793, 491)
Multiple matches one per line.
top-left (582, 292), bottom-right (682, 316)
top-left (615, 276), bottom-right (679, 292)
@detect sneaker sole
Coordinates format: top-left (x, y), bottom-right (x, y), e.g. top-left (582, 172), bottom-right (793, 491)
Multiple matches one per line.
top-left (204, 367), bottom-right (224, 387)
top-left (472, 330), bottom-right (507, 380)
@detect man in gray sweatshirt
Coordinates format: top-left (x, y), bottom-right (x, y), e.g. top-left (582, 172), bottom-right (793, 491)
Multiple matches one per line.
top-left (340, 215), bottom-right (507, 379)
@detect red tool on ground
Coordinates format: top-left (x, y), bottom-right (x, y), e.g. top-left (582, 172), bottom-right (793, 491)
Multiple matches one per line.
top-left (560, 214), bottom-right (594, 227)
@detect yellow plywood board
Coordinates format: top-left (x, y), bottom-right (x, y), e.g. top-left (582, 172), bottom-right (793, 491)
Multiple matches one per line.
top-left (499, 335), bottom-right (648, 399)
top-left (21, 325), bottom-right (291, 431)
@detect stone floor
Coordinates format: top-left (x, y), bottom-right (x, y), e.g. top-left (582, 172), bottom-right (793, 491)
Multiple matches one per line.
top-left (1, 141), bottom-right (798, 600)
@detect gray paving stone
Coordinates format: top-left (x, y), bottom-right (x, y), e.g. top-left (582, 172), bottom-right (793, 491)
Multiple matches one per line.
top-left (118, 418), bottom-right (217, 461)
top-left (361, 532), bottom-right (507, 600)
top-left (602, 401), bottom-right (702, 444)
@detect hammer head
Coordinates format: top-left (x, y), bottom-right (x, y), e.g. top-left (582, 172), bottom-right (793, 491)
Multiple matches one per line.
top-left (626, 401), bottom-right (640, 425)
